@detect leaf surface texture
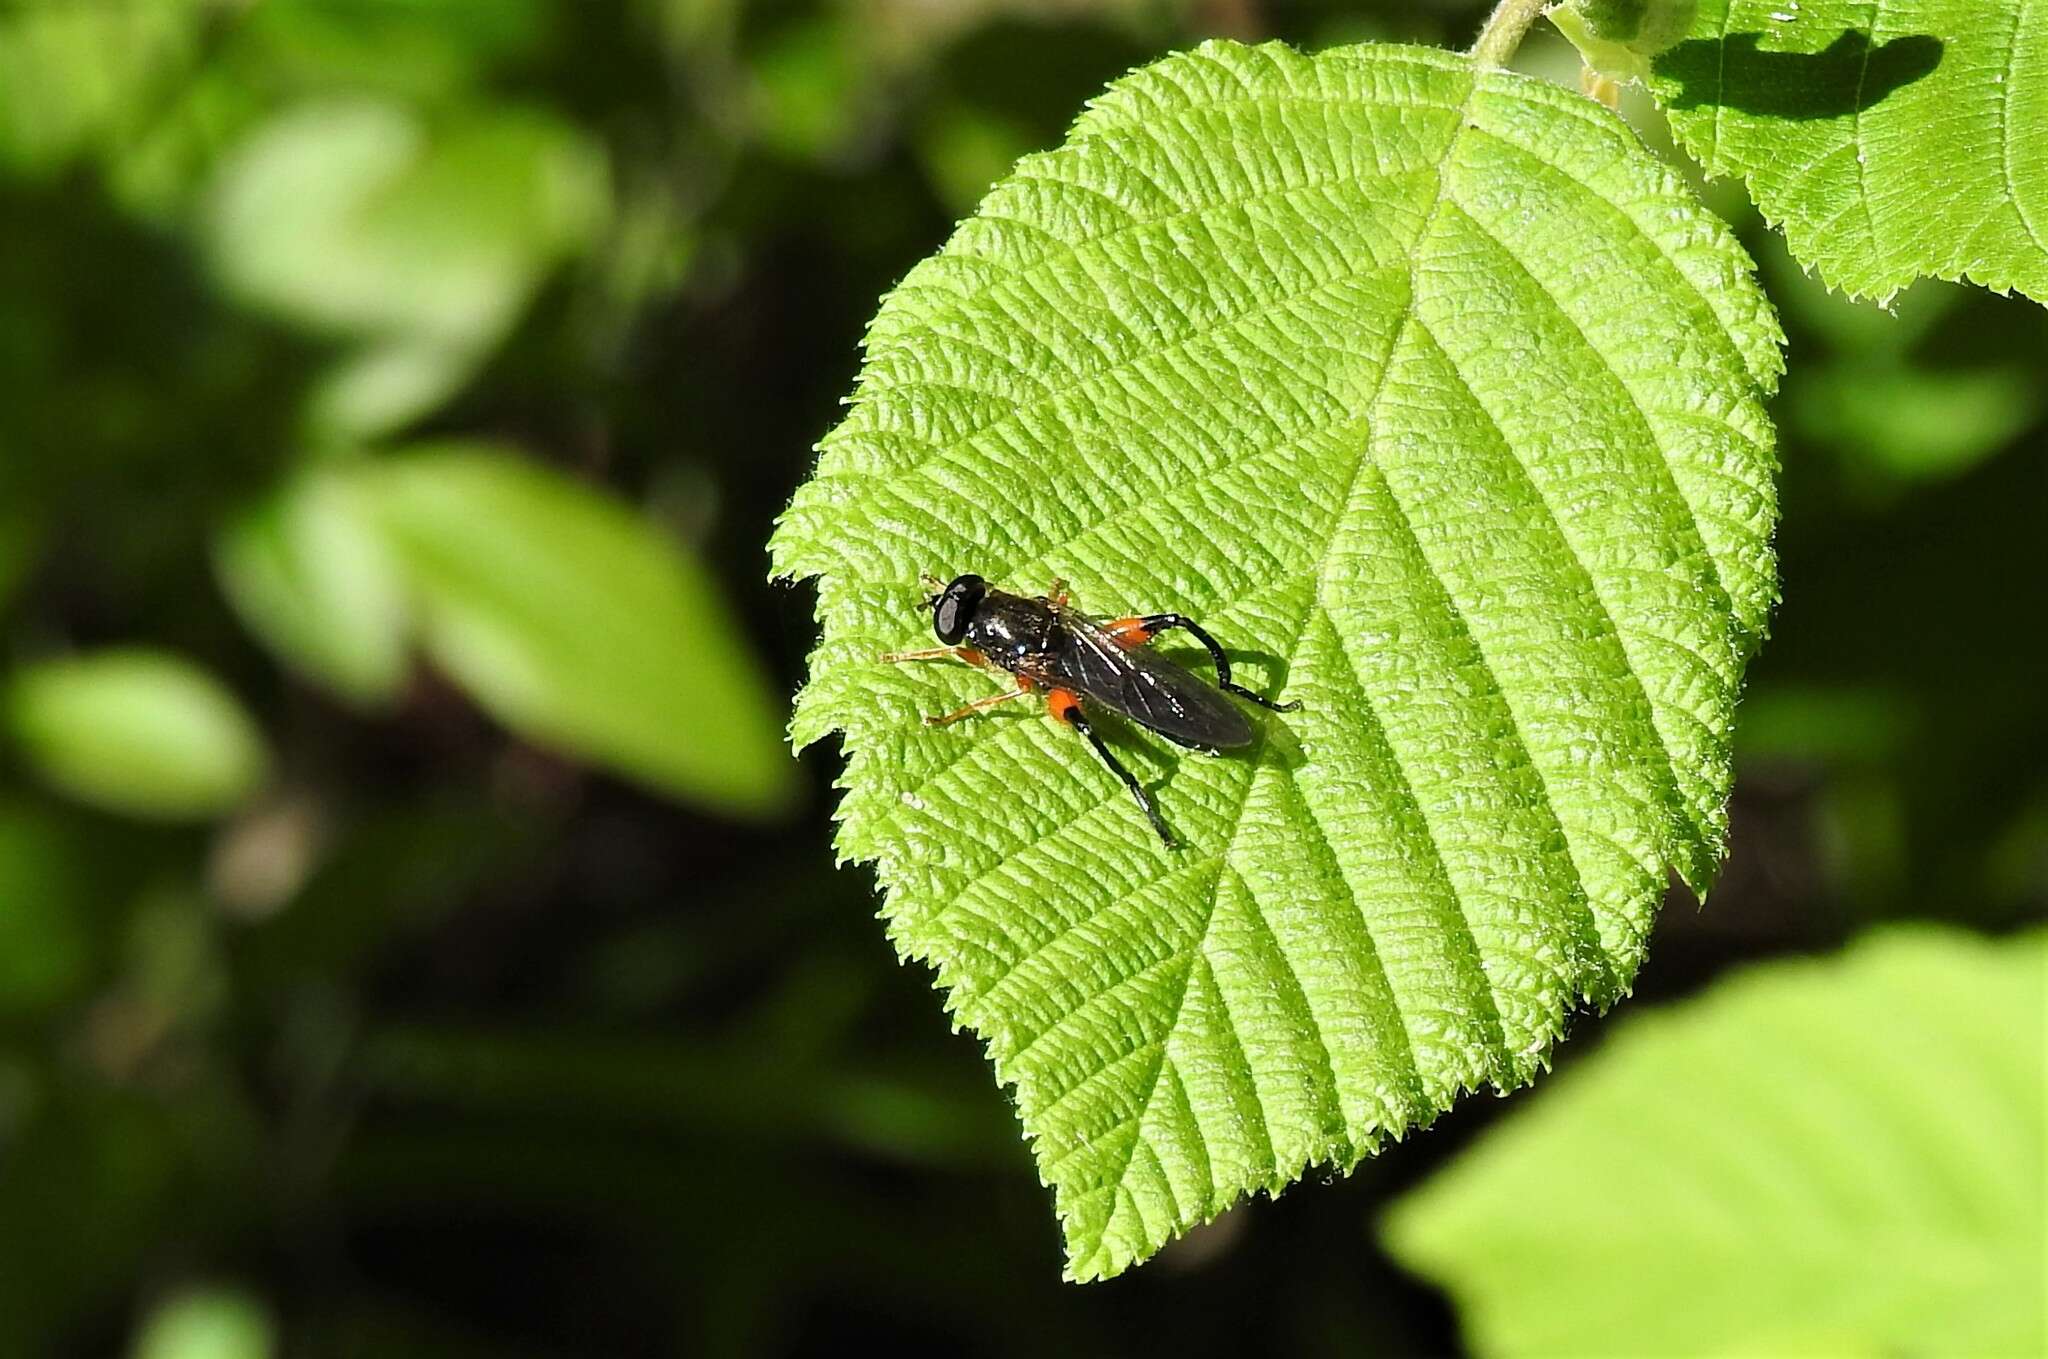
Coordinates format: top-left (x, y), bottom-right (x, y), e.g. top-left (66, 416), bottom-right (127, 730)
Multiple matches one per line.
top-left (771, 41), bottom-right (1782, 1279)
top-left (1648, 0), bottom-right (2048, 302)
top-left (1384, 928), bottom-right (2048, 1357)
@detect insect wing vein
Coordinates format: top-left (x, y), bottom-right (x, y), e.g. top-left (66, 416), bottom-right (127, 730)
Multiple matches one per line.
top-left (1053, 618), bottom-right (1253, 750)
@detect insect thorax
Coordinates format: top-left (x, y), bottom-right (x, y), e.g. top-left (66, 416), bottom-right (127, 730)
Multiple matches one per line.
top-left (965, 592), bottom-right (1061, 671)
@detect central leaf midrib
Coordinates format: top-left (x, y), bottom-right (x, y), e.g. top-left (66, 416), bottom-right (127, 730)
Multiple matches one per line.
top-left (778, 40), bottom-right (1785, 1281)
top-left (1067, 127), bottom-right (1491, 1271)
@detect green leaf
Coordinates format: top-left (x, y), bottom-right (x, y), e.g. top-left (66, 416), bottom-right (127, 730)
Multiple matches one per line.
top-left (1383, 927), bottom-right (2048, 1358)
top-left (1645, 0), bottom-right (2048, 304)
top-left (5, 650), bottom-right (270, 821)
top-left (364, 444), bottom-right (796, 819)
top-left (202, 99), bottom-right (607, 439)
top-left (0, 0), bottom-right (209, 177)
top-left (771, 40), bottom-right (1781, 1279)
top-left (1551, 0), bottom-right (1699, 81)
top-left (213, 468), bottom-right (410, 706)
top-left (131, 1287), bottom-right (275, 1359)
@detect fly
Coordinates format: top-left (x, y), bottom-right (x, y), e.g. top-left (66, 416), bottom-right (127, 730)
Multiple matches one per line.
top-left (879, 573), bottom-right (1299, 848)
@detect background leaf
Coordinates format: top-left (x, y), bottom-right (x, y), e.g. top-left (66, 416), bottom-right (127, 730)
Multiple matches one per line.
top-left (366, 444), bottom-right (796, 819)
top-left (1383, 927), bottom-right (2048, 1358)
top-left (772, 39), bottom-right (1782, 1279)
top-left (1643, 0), bottom-right (2048, 304)
top-left (4, 649), bottom-right (269, 821)
top-left (1550, 0), bottom-right (1699, 81)
top-left (212, 467), bottom-right (409, 706)
top-left (202, 99), bottom-right (607, 440)
top-left (131, 1287), bottom-right (275, 1359)
top-left (0, 0), bottom-right (210, 179)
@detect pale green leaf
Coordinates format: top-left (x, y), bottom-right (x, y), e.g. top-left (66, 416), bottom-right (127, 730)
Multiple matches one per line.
top-left (1551, 0), bottom-right (1699, 81)
top-left (1383, 927), bottom-right (2048, 1358)
top-left (0, 0), bottom-right (208, 176)
top-left (203, 99), bottom-right (607, 439)
top-left (1645, 0), bottom-right (2048, 303)
top-left (5, 650), bottom-right (270, 821)
top-left (214, 468), bottom-right (410, 706)
top-left (771, 40), bottom-right (1782, 1279)
top-left (131, 1287), bottom-right (275, 1359)
top-left (364, 444), bottom-right (796, 819)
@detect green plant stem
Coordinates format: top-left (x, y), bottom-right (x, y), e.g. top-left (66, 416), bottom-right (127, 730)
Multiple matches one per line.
top-left (1470, 0), bottom-right (1553, 67)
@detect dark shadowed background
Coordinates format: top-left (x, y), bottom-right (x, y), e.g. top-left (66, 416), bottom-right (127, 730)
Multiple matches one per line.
top-left (0, 1), bottom-right (2041, 1355)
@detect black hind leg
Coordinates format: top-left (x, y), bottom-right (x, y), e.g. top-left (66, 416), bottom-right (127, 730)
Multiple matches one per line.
top-left (1068, 709), bottom-right (1176, 848)
top-left (1136, 614), bottom-right (1300, 713)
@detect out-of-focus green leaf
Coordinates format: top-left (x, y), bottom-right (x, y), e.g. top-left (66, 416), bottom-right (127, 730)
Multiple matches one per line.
top-left (1734, 684), bottom-right (1914, 763)
top-left (303, 338), bottom-right (485, 446)
top-left (229, 0), bottom-right (548, 102)
top-left (0, 803), bottom-right (93, 1016)
top-left (1758, 238), bottom-right (2044, 496)
top-left (203, 100), bottom-right (607, 440)
top-left (214, 468), bottom-right (409, 706)
top-left (1383, 927), bottom-right (2048, 1358)
top-left (0, 0), bottom-right (209, 176)
top-left (205, 100), bottom-right (602, 340)
top-left (132, 1286), bottom-right (275, 1359)
top-left (1792, 360), bottom-right (2041, 493)
top-left (363, 444), bottom-right (794, 818)
top-left (5, 651), bottom-right (270, 821)
top-left (914, 101), bottom-right (1037, 215)
top-left (750, 16), bottom-right (875, 161)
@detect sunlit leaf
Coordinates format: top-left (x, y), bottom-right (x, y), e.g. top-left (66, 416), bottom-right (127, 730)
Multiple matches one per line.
top-left (203, 99), bottom-right (607, 439)
top-left (1383, 927), bottom-right (2048, 1358)
top-left (365, 444), bottom-right (795, 819)
top-left (0, 0), bottom-right (209, 176)
top-left (5, 650), bottom-right (270, 821)
top-left (1643, 0), bottom-right (2048, 303)
top-left (772, 40), bottom-right (1781, 1278)
top-left (131, 1286), bottom-right (275, 1359)
top-left (213, 468), bottom-right (409, 706)
top-left (1550, 0), bottom-right (1698, 80)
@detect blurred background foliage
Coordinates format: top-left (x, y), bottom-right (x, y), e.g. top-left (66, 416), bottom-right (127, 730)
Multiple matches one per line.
top-left (0, 1), bottom-right (2039, 1355)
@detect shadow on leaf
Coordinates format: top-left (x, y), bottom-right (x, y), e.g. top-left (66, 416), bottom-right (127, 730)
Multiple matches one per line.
top-left (1656, 29), bottom-right (1943, 118)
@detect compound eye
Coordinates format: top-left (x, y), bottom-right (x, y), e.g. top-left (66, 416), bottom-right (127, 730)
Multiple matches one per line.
top-left (932, 574), bottom-right (984, 644)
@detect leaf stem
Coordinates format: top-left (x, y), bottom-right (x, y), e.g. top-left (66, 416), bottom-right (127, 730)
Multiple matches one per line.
top-left (1469, 0), bottom-right (1553, 68)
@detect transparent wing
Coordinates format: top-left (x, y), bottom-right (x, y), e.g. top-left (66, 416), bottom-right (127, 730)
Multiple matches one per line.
top-left (1046, 614), bottom-right (1254, 751)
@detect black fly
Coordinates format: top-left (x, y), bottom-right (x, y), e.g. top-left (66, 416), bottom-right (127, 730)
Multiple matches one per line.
top-left (880, 574), bottom-right (1299, 847)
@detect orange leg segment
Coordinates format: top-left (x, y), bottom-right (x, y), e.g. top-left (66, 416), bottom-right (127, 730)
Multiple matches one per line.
top-left (1102, 616), bottom-right (1155, 650)
top-left (879, 645), bottom-right (987, 667)
top-left (924, 672), bottom-right (1036, 727)
top-left (1044, 687), bottom-right (1083, 724)
top-left (1043, 687), bottom-right (1175, 847)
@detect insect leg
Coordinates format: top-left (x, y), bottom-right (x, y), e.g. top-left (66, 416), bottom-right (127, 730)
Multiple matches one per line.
top-left (1049, 689), bottom-right (1175, 848)
top-left (879, 645), bottom-right (986, 665)
top-left (926, 679), bottom-right (1033, 727)
top-left (1134, 613), bottom-right (1301, 713)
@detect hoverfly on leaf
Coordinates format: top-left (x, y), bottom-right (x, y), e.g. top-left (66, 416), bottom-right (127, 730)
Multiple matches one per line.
top-left (881, 574), bottom-right (1298, 847)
